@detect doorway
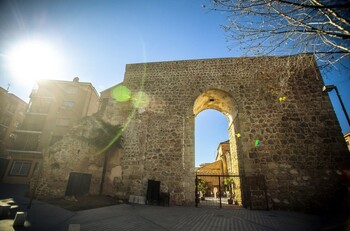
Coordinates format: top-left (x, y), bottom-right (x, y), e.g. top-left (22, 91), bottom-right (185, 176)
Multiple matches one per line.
top-left (193, 89), bottom-right (243, 206)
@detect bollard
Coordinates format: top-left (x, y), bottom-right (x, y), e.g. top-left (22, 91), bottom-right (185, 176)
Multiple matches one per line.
top-left (13, 211), bottom-right (27, 227)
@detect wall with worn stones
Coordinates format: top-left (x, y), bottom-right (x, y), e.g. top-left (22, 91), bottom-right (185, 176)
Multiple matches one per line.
top-left (35, 116), bottom-right (122, 198)
top-left (36, 54), bottom-right (349, 212)
top-left (105, 54), bottom-right (349, 210)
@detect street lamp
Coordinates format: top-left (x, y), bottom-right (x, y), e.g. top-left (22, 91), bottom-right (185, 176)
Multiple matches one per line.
top-left (322, 85), bottom-right (350, 126)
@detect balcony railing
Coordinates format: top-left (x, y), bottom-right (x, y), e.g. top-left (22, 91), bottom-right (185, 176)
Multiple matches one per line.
top-left (0, 115), bottom-right (11, 127)
top-left (26, 109), bottom-right (49, 115)
top-left (15, 129), bottom-right (42, 134)
top-left (0, 123), bottom-right (9, 129)
top-left (6, 149), bottom-right (43, 158)
top-left (10, 134), bottom-right (40, 151)
top-left (27, 99), bottom-right (51, 115)
top-left (17, 117), bottom-right (46, 131)
top-left (30, 89), bottom-right (54, 99)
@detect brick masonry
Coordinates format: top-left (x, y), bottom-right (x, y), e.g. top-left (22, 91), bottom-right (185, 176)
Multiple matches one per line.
top-left (37, 54), bottom-right (350, 211)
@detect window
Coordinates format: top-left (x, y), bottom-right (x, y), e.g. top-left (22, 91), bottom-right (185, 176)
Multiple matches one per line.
top-left (9, 161), bottom-right (32, 177)
top-left (11, 133), bottom-right (39, 151)
top-left (0, 114), bottom-right (11, 126)
top-left (65, 87), bottom-right (77, 94)
top-left (63, 101), bottom-right (75, 108)
top-left (0, 127), bottom-right (6, 139)
top-left (28, 99), bottom-right (51, 114)
top-left (56, 118), bottom-right (70, 126)
top-left (7, 103), bottom-right (17, 113)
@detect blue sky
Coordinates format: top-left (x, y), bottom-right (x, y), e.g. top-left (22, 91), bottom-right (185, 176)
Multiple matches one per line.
top-left (0, 0), bottom-right (349, 166)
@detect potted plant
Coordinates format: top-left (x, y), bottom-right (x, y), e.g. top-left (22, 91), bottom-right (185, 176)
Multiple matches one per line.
top-left (224, 178), bottom-right (236, 204)
top-left (197, 178), bottom-right (208, 201)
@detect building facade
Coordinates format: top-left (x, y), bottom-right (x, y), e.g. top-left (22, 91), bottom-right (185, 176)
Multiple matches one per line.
top-left (1, 77), bottom-right (99, 184)
top-left (196, 140), bottom-right (240, 203)
top-left (0, 87), bottom-right (27, 180)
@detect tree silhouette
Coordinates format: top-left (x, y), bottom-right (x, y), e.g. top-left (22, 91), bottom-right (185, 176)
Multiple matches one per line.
top-left (205, 0), bottom-right (350, 71)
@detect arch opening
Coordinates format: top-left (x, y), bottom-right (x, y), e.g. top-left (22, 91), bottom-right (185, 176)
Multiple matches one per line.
top-left (195, 109), bottom-right (229, 168)
top-left (193, 89), bottom-right (242, 205)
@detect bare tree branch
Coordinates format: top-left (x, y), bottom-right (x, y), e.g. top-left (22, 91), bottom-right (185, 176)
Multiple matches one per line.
top-left (311, 0), bottom-right (350, 26)
top-left (276, 0), bottom-right (350, 9)
top-left (206, 0), bottom-right (350, 70)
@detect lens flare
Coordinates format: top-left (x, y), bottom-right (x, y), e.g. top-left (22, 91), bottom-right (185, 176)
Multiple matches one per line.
top-left (279, 96), bottom-right (287, 102)
top-left (111, 84), bottom-right (131, 102)
top-left (132, 91), bottom-right (150, 109)
top-left (255, 139), bottom-right (260, 148)
top-left (99, 63), bottom-right (148, 155)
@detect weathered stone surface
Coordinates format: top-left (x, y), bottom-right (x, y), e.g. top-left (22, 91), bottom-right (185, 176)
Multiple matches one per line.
top-left (35, 116), bottom-right (122, 198)
top-left (36, 54), bottom-right (350, 211)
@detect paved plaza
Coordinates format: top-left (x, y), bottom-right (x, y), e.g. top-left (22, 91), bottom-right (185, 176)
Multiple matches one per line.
top-left (0, 184), bottom-right (349, 231)
top-left (1, 203), bottom-right (323, 231)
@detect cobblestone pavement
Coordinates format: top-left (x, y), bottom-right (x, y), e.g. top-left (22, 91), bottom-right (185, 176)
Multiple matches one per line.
top-left (54, 204), bottom-right (322, 231)
top-left (1, 183), bottom-right (349, 231)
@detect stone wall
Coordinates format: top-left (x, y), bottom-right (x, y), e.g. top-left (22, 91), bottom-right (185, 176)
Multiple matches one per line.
top-left (35, 115), bottom-right (122, 198)
top-left (37, 54), bottom-right (350, 211)
top-left (109, 54), bottom-right (349, 210)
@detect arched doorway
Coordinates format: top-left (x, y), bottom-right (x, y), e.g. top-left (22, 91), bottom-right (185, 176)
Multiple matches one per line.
top-left (195, 109), bottom-right (228, 167)
top-left (193, 89), bottom-right (242, 206)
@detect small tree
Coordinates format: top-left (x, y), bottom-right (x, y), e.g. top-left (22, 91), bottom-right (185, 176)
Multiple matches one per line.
top-left (92, 118), bottom-right (123, 195)
top-left (75, 116), bottom-right (123, 194)
top-left (224, 177), bottom-right (236, 200)
top-left (197, 178), bottom-right (209, 199)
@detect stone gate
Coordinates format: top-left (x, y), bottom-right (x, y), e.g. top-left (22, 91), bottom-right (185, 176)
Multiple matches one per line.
top-left (38, 54), bottom-right (350, 211)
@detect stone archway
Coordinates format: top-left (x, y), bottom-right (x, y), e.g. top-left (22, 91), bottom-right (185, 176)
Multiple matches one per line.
top-left (193, 89), bottom-right (242, 204)
top-left (114, 54), bottom-right (349, 210)
top-left (193, 89), bottom-right (237, 124)
top-left (37, 54), bottom-right (350, 211)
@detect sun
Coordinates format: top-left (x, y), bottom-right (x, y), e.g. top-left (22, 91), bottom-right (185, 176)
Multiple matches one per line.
top-left (7, 39), bottom-right (64, 85)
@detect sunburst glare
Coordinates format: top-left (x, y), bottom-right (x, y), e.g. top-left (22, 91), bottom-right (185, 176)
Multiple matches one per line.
top-left (6, 39), bottom-right (64, 85)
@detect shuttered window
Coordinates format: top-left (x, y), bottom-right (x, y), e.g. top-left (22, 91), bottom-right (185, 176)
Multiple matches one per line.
top-left (9, 161), bottom-right (32, 176)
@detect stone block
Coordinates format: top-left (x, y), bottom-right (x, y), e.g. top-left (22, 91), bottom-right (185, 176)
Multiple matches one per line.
top-left (68, 224), bottom-right (80, 231)
top-left (0, 205), bottom-right (10, 217)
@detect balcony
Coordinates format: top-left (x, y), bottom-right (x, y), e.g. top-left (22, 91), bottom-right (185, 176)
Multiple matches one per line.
top-left (0, 123), bottom-right (8, 129)
top-left (29, 89), bottom-right (38, 97)
top-left (6, 103), bottom-right (17, 114)
top-left (16, 123), bottom-right (45, 133)
top-left (17, 116), bottom-right (46, 132)
top-left (6, 149), bottom-right (43, 159)
top-left (10, 133), bottom-right (40, 151)
top-left (0, 114), bottom-right (11, 127)
top-left (15, 129), bottom-right (42, 134)
top-left (0, 126), bottom-right (7, 140)
top-left (30, 89), bottom-right (54, 99)
top-left (26, 99), bottom-right (51, 115)
top-left (26, 108), bottom-right (49, 116)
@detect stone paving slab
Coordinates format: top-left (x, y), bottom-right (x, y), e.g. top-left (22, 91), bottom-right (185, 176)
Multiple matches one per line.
top-left (1, 183), bottom-right (347, 231)
top-left (52, 204), bottom-right (322, 231)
